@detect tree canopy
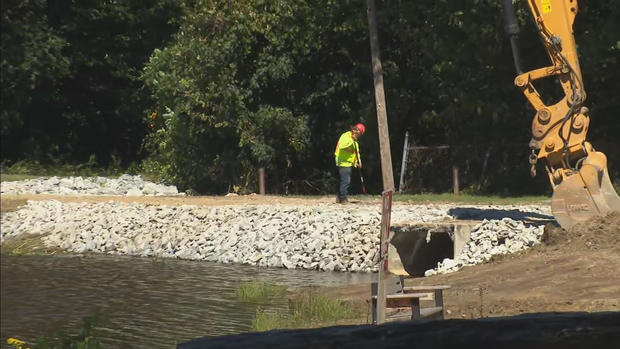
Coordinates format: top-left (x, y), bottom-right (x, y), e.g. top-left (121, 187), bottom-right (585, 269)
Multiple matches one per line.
top-left (2, 0), bottom-right (618, 195)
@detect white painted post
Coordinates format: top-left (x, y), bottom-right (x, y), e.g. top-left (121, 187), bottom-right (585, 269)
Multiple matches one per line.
top-left (399, 131), bottom-right (410, 193)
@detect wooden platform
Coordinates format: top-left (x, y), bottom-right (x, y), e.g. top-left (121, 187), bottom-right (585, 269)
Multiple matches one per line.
top-left (371, 276), bottom-right (451, 323)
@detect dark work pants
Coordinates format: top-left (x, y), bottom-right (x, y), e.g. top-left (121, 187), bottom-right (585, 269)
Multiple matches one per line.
top-left (338, 166), bottom-right (352, 201)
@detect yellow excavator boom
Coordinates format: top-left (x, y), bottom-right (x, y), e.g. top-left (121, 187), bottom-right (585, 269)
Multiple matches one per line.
top-left (503, 0), bottom-right (620, 229)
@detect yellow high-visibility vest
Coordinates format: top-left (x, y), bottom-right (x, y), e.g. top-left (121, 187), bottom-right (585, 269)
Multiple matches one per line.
top-left (334, 131), bottom-right (361, 167)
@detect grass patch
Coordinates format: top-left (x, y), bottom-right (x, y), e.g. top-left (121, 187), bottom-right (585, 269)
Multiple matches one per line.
top-left (1, 158), bottom-right (131, 181)
top-left (7, 311), bottom-right (103, 349)
top-left (0, 234), bottom-right (64, 256)
top-left (1, 174), bottom-right (41, 182)
top-left (251, 291), bottom-right (367, 331)
top-left (0, 158), bottom-right (166, 184)
top-left (237, 281), bottom-right (288, 303)
top-left (391, 193), bottom-right (549, 205)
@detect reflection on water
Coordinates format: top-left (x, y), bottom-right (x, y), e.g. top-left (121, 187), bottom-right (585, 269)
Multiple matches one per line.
top-left (1, 255), bottom-right (374, 348)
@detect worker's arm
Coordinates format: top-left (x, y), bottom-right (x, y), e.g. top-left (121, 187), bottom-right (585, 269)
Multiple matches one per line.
top-left (354, 143), bottom-right (362, 168)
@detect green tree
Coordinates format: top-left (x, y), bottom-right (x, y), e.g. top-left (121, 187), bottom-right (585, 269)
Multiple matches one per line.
top-left (3, 0), bottom-right (617, 196)
top-left (142, 0), bottom-right (363, 193)
top-left (0, 0), bottom-right (70, 160)
top-left (575, 1), bottom-right (620, 180)
top-left (1, 0), bottom-right (182, 167)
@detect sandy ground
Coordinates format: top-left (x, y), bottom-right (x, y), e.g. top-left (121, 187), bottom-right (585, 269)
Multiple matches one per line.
top-left (0, 193), bottom-right (347, 209)
top-left (2, 194), bottom-right (619, 320)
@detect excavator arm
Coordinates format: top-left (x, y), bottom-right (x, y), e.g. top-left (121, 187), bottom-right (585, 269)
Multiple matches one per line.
top-left (503, 0), bottom-right (620, 229)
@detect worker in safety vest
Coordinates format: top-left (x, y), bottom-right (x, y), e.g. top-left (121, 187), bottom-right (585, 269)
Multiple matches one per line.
top-left (334, 123), bottom-right (365, 203)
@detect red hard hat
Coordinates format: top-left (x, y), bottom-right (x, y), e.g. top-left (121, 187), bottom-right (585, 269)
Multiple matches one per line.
top-left (353, 123), bottom-right (366, 135)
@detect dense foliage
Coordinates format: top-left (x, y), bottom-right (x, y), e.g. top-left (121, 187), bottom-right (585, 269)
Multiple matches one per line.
top-left (2, 0), bottom-right (618, 195)
top-left (1, 0), bottom-right (182, 167)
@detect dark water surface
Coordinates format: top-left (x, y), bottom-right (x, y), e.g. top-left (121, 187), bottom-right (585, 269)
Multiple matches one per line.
top-left (1, 255), bottom-right (374, 348)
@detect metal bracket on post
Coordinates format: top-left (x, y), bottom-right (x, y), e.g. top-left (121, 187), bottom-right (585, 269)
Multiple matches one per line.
top-left (375, 189), bottom-right (393, 324)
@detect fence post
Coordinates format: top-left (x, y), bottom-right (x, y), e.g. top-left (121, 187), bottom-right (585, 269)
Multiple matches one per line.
top-left (398, 131), bottom-right (410, 193)
top-left (258, 168), bottom-right (265, 195)
top-left (478, 148), bottom-right (491, 190)
top-left (452, 166), bottom-right (460, 196)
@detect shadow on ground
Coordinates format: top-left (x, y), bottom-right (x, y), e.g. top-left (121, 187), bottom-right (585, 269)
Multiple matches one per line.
top-left (448, 207), bottom-right (554, 225)
top-left (178, 312), bottom-right (620, 349)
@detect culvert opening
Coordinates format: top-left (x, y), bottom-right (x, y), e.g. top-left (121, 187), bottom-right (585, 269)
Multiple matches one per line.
top-left (389, 222), bottom-right (477, 277)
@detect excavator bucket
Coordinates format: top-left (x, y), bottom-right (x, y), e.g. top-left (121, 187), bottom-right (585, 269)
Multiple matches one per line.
top-left (551, 150), bottom-right (620, 230)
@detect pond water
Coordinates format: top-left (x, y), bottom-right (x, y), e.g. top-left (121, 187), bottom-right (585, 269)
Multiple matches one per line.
top-left (1, 255), bottom-right (374, 348)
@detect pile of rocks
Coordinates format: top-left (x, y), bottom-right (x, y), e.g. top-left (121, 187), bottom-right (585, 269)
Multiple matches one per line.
top-left (0, 175), bottom-right (182, 196)
top-left (424, 218), bottom-right (545, 276)
top-left (0, 199), bottom-right (550, 273)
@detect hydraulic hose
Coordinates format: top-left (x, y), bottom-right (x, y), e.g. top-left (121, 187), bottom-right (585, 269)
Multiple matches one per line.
top-left (503, 0), bottom-right (524, 74)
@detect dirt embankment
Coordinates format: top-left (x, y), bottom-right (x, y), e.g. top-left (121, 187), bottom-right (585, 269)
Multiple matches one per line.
top-left (0, 194), bottom-right (347, 213)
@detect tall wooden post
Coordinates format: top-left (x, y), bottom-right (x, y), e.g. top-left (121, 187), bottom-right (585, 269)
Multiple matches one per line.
top-left (367, 0), bottom-right (394, 325)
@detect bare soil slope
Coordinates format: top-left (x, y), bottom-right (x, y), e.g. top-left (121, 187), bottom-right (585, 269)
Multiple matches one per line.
top-left (435, 212), bottom-right (620, 318)
top-left (332, 212), bottom-right (620, 319)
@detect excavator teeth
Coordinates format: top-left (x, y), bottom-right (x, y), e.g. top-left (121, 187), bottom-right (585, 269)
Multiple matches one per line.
top-left (551, 152), bottom-right (620, 230)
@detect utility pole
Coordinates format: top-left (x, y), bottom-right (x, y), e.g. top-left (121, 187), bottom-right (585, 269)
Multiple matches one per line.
top-left (367, 0), bottom-right (394, 325)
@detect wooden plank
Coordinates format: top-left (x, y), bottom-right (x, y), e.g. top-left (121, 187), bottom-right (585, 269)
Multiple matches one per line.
top-left (385, 297), bottom-right (420, 308)
top-left (386, 293), bottom-right (429, 299)
top-left (403, 285), bottom-right (452, 291)
top-left (372, 293), bottom-right (428, 299)
top-left (373, 293), bottom-right (428, 309)
top-left (387, 298), bottom-right (419, 309)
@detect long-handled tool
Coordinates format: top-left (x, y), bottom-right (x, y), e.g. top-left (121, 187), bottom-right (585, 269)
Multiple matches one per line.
top-left (359, 170), bottom-right (367, 194)
top-left (355, 147), bottom-right (367, 194)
